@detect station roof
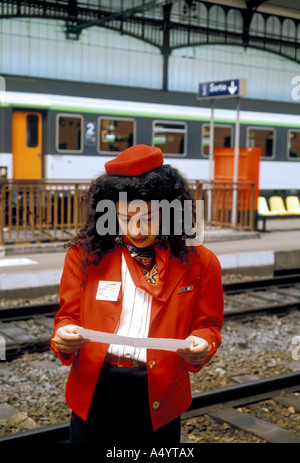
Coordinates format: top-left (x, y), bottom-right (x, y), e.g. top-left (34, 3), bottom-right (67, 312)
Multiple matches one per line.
top-left (203, 0), bottom-right (300, 20)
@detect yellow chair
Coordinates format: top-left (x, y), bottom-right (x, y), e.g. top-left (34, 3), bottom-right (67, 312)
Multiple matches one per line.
top-left (258, 196), bottom-right (277, 216)
top-left (286, 196), bottom-right (300, 214)
top-left (269, 196), bottom-right (288, 215)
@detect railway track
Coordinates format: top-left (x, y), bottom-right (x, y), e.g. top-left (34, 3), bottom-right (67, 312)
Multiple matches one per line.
top-left (0, 274), bottom-right (300, 360)
top-left (0, 371), bottom-right (299, 444)
top-left (183, 370), bottom-right (300, 444)
top-left (223, 273), bottom-right (300, 317)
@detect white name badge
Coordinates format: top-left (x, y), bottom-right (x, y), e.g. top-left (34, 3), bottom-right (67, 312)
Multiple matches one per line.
top-left (96, 281), bottom-right (121, 301)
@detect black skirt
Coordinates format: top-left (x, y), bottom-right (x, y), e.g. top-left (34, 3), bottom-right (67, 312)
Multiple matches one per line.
top-left (69, 362), bottom-right (181, 445)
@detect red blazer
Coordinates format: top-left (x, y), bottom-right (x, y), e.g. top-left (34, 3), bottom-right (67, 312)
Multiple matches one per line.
top-left (51, 244), bottom-right (223, 431)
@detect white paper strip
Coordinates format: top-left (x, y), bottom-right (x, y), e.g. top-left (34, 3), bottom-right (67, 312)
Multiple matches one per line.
top-left (76, 327), bottom-right (190, 352)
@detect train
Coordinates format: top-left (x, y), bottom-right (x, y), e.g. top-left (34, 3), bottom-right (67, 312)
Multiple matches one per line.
top-left (0, 75), bottom-right (299, 198)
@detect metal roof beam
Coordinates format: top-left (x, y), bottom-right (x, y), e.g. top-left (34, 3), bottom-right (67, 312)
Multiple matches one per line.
top-left (242, 0), bottom-right (269, 48)
top-left (245, 0), bottom-right (269, 11)
top-left (74, 0), bottom-right (169, 33)
top-left (0, 1), bottom-right (299, 65)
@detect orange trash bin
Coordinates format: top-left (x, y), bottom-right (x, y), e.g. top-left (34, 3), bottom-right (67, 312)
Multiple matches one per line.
top-left (214, 147), bottom-right (261, 211)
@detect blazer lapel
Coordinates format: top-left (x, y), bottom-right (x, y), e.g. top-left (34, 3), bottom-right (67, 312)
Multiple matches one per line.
top-left (85, 247), bottom-right (123, 333)
top-left (149, 253), bottom-right (191, 326)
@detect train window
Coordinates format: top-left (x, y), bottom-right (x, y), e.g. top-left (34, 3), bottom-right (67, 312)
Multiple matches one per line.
top-left (202, 125), bottom-right (232, 156)
top-left (99, 118), bottom-right (135, 153)
top-left (56, 114), bottom-right (83, 152)
top-left (247, 127), bottom-right (275, 158)
top-left (153, 121), bottom-right (186, 156)
top-left (288, 130), bottom-right (300, 159)
top-left (26, 115), bottom-right (39, 148)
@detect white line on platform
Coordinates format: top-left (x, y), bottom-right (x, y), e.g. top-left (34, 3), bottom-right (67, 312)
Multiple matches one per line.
top-left (218, 251), bottom-right (275, 269)
top-left (0, 258), bottom-right (38, 267)
top-left (0, 270), bottom-right (61, 290)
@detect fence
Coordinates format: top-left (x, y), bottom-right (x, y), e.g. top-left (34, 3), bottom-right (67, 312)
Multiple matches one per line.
top-left (190, 179), bottom-right (255, 231)
top-left (0, 180), bottom-right (90, 245)
top-left (0, 179), bottom-right (255, 245)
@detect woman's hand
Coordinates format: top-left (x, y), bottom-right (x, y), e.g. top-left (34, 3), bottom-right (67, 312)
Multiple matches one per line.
top-left (176, 335), bottom-right (210, 366)
top-left (53, 324), bottom-right (90, 354)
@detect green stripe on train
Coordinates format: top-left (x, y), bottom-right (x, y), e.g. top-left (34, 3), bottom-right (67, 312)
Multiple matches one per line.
top-left (1, 102), bottom-right (300, 127)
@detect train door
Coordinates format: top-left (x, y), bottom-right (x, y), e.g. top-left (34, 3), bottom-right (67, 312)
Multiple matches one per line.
top-left (12, 111), bottom-right (43, 179)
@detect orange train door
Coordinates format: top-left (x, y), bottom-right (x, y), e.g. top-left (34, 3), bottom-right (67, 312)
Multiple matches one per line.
top-left (12, 111), bottom-right (43, 179)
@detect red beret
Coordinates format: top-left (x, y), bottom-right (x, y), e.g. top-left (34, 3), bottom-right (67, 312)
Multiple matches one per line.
top-left (105, 144), bottom-right (163, 176)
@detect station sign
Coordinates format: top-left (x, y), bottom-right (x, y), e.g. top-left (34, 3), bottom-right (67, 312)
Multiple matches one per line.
top-left (198, 78), bottom-right (247, 100)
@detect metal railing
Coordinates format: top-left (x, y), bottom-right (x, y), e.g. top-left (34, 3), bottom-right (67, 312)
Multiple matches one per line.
top-left (0, 179), bottom-right (255, 245)
top-left (190, 179), bottom-right (255, 231)
top-left (0, 180), bottom-right (90, 245)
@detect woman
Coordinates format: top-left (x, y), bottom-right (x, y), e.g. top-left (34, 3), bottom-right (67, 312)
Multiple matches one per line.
top-left (51, 144), bottom-right (223, 444)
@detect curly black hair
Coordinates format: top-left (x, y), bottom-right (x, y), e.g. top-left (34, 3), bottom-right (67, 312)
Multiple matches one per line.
top-left (69, 164), bottom-right (197, 274)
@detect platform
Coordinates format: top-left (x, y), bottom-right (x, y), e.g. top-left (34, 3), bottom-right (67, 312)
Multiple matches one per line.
top-left (205, 219), bottom-right (300, 276)
top-left (0, 219), bottom-right (299, 297)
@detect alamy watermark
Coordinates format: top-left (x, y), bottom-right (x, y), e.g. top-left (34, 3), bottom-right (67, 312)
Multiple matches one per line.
top-left (0, 335), bottom-right (6, 361)
top-left (0, 76), bottom-right (5, 92)
top-left (95, 193), bottom-right (205, 246)
top-left (292, 76), bottom-right (300, 101)
top-left (291, 336), bottom-right (300, 361)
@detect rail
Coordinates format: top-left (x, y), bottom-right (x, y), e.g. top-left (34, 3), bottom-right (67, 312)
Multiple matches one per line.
top-left (0, 179), bottom-right (255, 245)
top-left (0, 179), bottom-right (90, 245)
top-left (1, 274), bottom-right (299, 362)
top-left (0, 371), bottom-right (299, 443)
top-left (190, 179), bottom-right (255, 231)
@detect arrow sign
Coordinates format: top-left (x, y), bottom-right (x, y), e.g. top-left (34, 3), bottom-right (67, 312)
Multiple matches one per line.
top-left (228, 81), bottom-right (238, 95)
top-left (198, 78), bottom-right (247, 100)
